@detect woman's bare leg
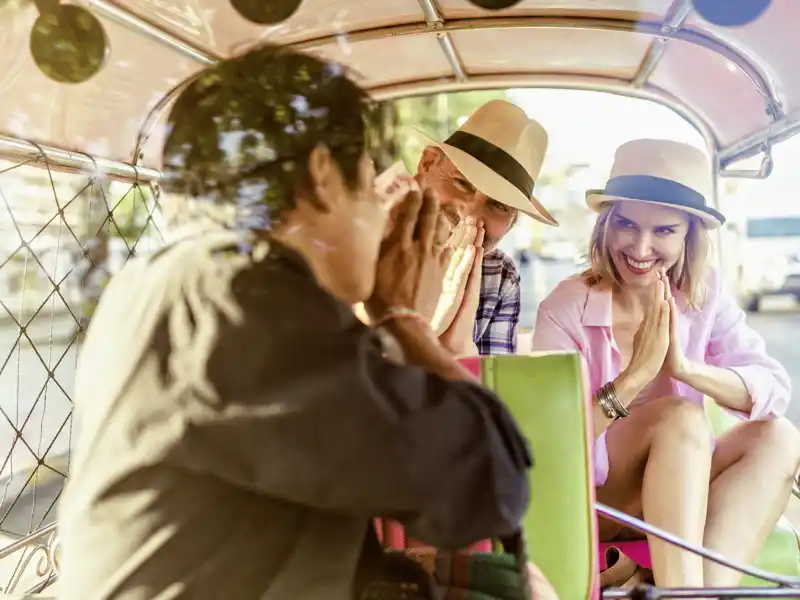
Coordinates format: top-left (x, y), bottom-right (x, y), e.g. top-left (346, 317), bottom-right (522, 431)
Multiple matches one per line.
top-left (703, 416), bottom-right (800, 586)
top-left (597, 396), bottom-right (713, 587)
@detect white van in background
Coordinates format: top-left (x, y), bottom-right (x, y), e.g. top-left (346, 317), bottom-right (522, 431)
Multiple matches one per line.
top-left (736, 215), bottom-right (800, 311)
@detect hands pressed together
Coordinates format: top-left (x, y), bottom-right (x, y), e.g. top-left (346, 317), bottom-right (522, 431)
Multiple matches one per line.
top-left (367, 173), bottom-right (484, 356)
top-left (625, 268), bottom-right (688, 388)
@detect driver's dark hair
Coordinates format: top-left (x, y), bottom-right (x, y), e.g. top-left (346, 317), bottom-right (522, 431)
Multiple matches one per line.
top-left (161, 42), bottom-right (373, 226)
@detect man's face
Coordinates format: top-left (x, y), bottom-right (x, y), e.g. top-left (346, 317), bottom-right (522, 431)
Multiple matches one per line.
top-left (417, 147), bottom-right (517, 251)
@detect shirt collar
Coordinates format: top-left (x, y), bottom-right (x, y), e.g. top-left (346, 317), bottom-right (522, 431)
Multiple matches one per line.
top-left (580, 280), bottom-right (687, 328)
top-left (581, 283), bottom-right (612, 327)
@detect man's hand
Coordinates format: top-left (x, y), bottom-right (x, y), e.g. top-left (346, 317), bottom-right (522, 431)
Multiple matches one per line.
top-left (439, 226), bottom-right (484, 355)
top-left (431, 217), bottom-right (479, 335)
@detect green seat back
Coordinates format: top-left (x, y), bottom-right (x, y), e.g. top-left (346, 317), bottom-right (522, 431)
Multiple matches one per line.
top-left (480, 352), bottom-right (596, 600)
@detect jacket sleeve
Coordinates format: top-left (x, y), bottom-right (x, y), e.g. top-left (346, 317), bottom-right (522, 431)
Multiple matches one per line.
top-left (167, 276), bottom-right (532, 550)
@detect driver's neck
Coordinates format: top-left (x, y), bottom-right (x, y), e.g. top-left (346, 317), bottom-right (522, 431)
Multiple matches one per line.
top-left (271, 212), bottom-right (346, 305)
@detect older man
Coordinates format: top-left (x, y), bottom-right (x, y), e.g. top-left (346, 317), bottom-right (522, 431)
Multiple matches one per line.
top-left (417, 100), bottom-right (557, 356)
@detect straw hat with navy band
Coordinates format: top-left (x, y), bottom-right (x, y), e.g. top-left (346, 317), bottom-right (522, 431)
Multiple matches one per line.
top-left (414, 99), bottom-right (558, 226)
top-left (586, 138), bottom-right (726, 229)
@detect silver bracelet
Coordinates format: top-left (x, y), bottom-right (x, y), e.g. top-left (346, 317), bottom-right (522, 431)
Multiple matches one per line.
top-left (596, 381), bottom-right (629, 419)
top-left (596, 387), bottom-right (617, 419)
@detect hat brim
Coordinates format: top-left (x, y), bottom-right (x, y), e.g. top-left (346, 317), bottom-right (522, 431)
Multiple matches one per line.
top-left (412, 127), bottom-right (558, 226)
top-left (585, 190), bottom-right (724, 230)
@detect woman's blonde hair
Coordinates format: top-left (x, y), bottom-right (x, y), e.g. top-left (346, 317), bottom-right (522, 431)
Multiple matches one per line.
top-left (581, 201), bottom-right (710, 310)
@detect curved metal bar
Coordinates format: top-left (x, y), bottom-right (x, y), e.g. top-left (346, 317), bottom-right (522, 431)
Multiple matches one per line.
top-left (603, 587), bottom-right (800, 598)
top-left (720, 148), bottom-right (774, 179)
top-left (719, 107), bottom-right (800, 167)
top-left (632, 0), bottom-right (694, 86)
top-left (370, 73), bottom-right (719, 153)
top-left (132, 72), bottom-right (206, 165)
top-left (80, 0), bottom-right (218, 65)
top-left (416, 0), bottom-right (467, 82)
top-left (75, 0), bottom-right (780, 149)
top-left (288, 15), bottom-right (781, 119)
top-left (596, 502), bottom-right (800, 588)
top-left (77, 0), bottom-right (781, 117)
top-left (0, 135), bottom-right (160, 182)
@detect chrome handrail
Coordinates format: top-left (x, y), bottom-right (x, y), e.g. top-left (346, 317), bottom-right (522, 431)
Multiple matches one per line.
top-left (596, 502), bottom-right (800, 588)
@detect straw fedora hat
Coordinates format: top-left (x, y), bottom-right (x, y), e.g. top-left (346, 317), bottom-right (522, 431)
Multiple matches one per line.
top-left (586, 139), bottom-right (725, 229)
top-left (414, 99), bottom-right (557, 226)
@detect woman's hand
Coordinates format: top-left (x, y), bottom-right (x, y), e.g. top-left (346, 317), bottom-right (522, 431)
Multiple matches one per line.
top-left (623, 270), bottom-right (671, 388)
top-left (662, 273), bottom-right (689, 379)
top-left (366, 180), bottom-right (451, 323)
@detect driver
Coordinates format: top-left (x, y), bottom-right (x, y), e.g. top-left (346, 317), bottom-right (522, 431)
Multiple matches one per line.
top-left (57, 42), bottom-right (551, 600)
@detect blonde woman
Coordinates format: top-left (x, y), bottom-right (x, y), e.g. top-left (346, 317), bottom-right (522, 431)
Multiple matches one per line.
top-left (531, 139), bottom-right (800, 588)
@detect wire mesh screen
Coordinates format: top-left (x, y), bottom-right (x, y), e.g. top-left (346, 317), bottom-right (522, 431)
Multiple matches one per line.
top-left (0, 152), bottom-right (164, 593)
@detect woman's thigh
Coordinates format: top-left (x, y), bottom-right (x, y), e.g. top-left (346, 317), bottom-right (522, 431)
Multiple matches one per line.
top-left (596, 396), bottom-right (710, 540)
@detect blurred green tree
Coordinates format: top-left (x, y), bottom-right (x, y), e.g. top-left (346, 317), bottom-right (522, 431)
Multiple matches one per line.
top-left (377, 90), bottom-right (510, 171)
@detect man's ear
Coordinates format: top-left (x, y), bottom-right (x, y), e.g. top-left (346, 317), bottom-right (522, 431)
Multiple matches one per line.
top-left (417, 146), bottom-right (442, 177)
top-left (306, 143), bottom-right (338, 212)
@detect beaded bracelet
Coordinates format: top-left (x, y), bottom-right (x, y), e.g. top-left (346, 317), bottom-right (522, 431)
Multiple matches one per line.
top-left (372, 306), bottom-right (430, 329)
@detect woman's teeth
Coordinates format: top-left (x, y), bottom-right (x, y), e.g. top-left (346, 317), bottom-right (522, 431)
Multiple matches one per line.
top-left (625, 256), bottom-right (657, 272)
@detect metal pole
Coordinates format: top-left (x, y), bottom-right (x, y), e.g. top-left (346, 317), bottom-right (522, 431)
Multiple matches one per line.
top-left (596, 502), bottom-right (800, 588)
top-left (81, 0), bottom-right (217, 66)
top-left (371, 74), bottom-right (719, 155)
top-left (288, 15), bottom-right (781, 120)
top-left (632, 0), bottom-right (694, 86)
top-left (416, 0), bottom-right (468, 82)
top-left (603, 588), bottom-right (800, 598)
top-left (0, 136), bottom-right (160, 183)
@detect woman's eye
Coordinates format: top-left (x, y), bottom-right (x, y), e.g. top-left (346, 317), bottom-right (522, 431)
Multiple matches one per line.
top-left (616, 219), bottom-right (635, 229)
top-left (656, 227), bottom-right (677, 235)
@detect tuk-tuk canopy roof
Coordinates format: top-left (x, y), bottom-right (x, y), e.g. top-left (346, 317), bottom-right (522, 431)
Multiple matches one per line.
top-left (2, 0), bottom-right (799, 179)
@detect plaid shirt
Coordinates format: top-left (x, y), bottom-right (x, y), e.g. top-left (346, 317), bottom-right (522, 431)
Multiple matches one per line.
top-left (474, 248), bottom-right (521, 355)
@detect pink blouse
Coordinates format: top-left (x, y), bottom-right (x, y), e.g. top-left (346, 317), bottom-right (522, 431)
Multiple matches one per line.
top-left (530, 268), bottom-right (791, 486)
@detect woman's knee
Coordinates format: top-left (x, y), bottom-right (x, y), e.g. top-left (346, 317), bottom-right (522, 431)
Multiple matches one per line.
top-left (650, 396), bottom-right (713, 452)
top-left (748, 417), bottom-right (800, 475)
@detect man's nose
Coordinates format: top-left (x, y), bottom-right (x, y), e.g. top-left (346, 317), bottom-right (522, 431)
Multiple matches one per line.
top-left (460, 193), bottom-right (488, 217)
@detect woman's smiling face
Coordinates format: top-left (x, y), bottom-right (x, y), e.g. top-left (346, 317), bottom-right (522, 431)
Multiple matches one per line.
top-left (606, 200), bottom-right (690, 288)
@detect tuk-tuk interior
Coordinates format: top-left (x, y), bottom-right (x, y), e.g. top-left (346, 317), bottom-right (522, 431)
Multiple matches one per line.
top-left (1, 0), bottom-right (799, 597)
